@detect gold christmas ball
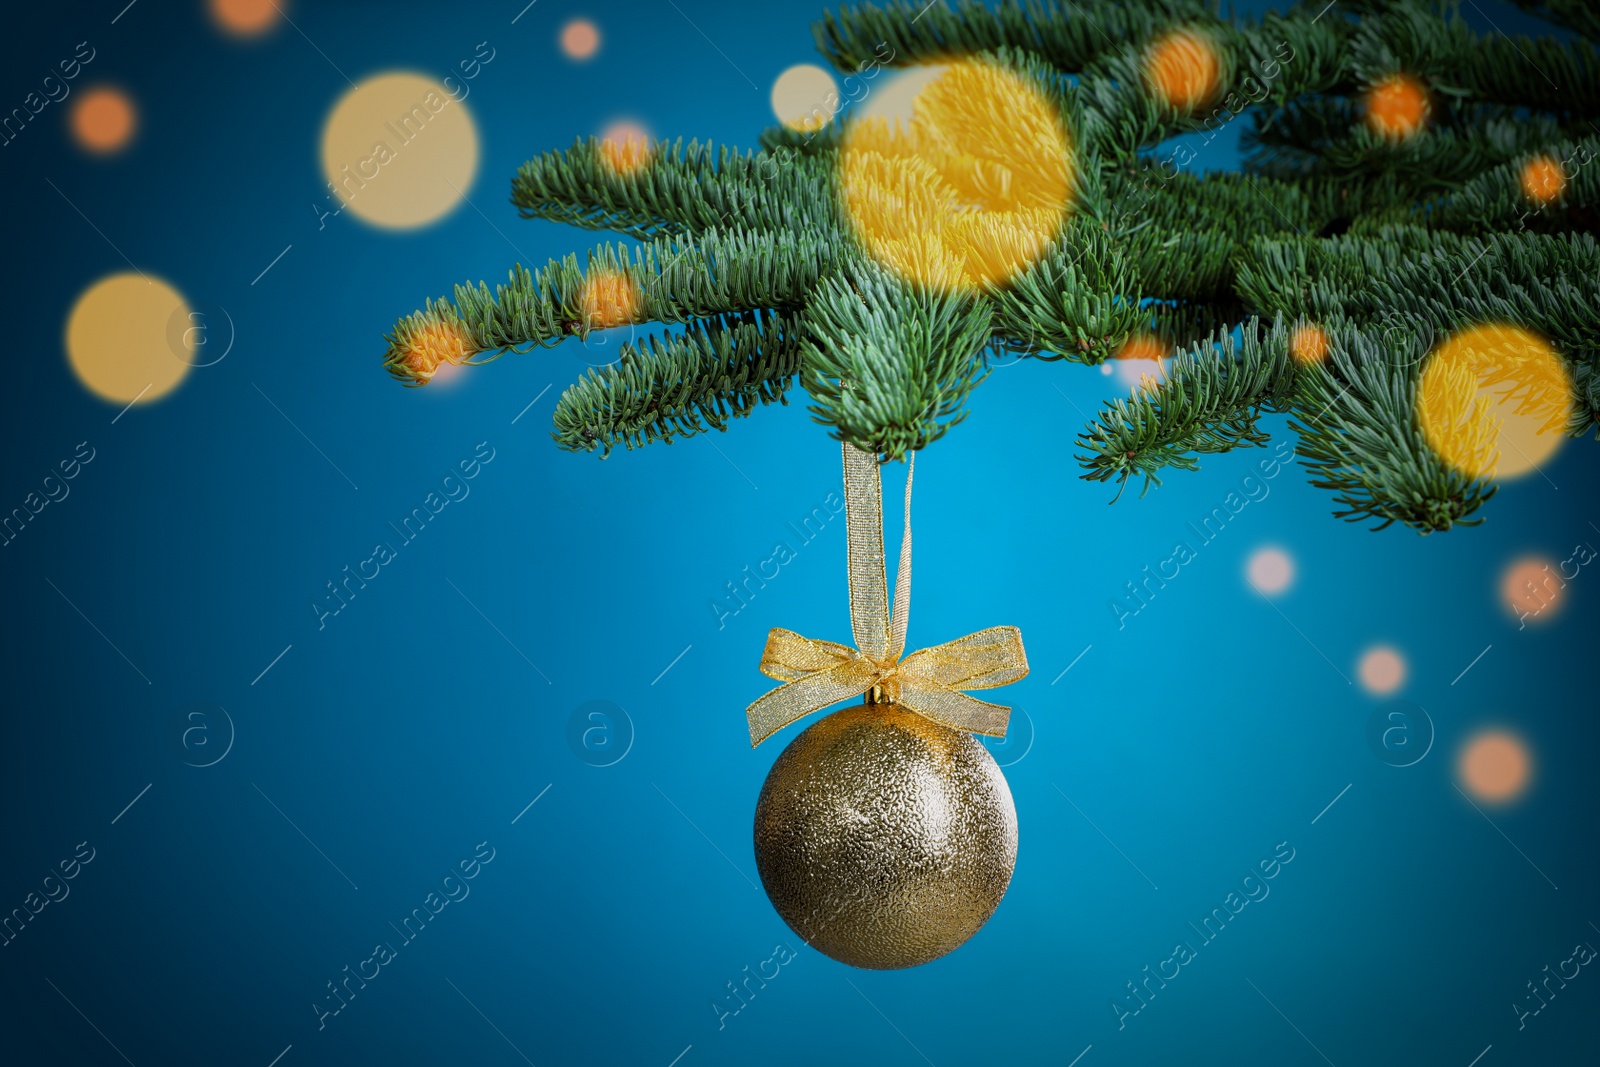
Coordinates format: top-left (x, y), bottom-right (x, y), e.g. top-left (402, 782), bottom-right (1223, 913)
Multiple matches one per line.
top-left (753, 702), bottom-right (1017, 969)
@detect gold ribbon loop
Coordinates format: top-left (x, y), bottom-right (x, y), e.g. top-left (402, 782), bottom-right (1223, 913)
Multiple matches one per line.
top-left (744, 442), bottom-right (1029, 747)
top-left (844, 442), bottom-right (893, 661)
top-left (898, 626), bottom-right (1030, 692)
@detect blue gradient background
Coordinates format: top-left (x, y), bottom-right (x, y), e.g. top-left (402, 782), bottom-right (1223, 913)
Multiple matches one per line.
top-left (2, 2), bottom-right (1597, 1065)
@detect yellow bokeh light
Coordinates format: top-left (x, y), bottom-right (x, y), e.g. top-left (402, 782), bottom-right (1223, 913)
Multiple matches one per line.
top-left (1290, 324), bottom-right (1329, 365)
top-left (1458, 730), bottom-right (1532, 804)
top-left (71, 86), bottom-right (137, 155)
top-left (1246, 546), bottom-right (1295, 595)
top-left (599, 119), bottom-right (651, 174)
top-left (65, 273), bottom-right (192, 405)
top-left (391, 318), bottom-right (473, 387)
top-left (561, 19), bottom-right (601, 60)
top-left (209, 0), bottom-right (283, 37)
top-left (1500, 556), bottom-right (1563, 623)
top-left (321, 73), bottom-right (478, 230)
top-left (1144, 29), bottom-right (1222, 112)
top-left (1520, 155), bottom-right (1566, 206)
top-left (838, 57), bottom-right (1074, 291)
top-left (771, 64), bottom-right (839, 131)
top-left (1366, 74), bottom-right (1430, 140)
top-left (1417, 324), bottom-right (1572, 481)
top-left (1358, 646), bottom-right (1406, 695)
top-left (859, 65), bottom-right (945, 125)
top-left (580, 270), bottom-right (641, 330)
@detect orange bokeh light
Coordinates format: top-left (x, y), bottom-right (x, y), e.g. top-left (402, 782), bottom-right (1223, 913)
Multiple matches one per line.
top-left (1358, 646), bottom-right (1406, 695)
top-left (71, 87), bottom-right (137, 154)
top-left (1145, 29), bottom-right (1222, 112)
top-left (1520, 155), bottom-right (1566, 206)
top-left (1116, 333), bottom-right (1168, 362)
top-left (1458, 730), bottom-right (1532, 803)
top-left (1366, 74), bottom-right (1430, 140)
top-left (581, 271), bottom-right (640, 330)
top-left (1500, 556), bottom-right (1563, 623)
top-left (561, 19), bottom-right (601, 60)
top-left (599, 120), bottom-right (651, 174)
top-left (1291, 324), bottom-right (1329, 365)
top-left (427, 357), bottom-right (466, 387)
top-left (209, 0), bottom-right (282, 37)
top-left (396, 319), bottom-right (474, 386)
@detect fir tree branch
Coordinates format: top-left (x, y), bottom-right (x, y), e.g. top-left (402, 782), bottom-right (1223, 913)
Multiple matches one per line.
top-left (1511, 0), bottom-right (1600, 42)
top-left (383, 230), bottom-right (843, 385)
top-left (1244, 101), bottom-right (1571, 205)
top-left (378, 0), bottom-right (1600, 535)
top-left (1287, 325), bottom-right (1495, 533)
top-left (552, 309), bottom-right (803, 455)
top-left (801, 261), bottom-right (994, 460)
top-left (1098, 166), bottom-right (1319, 301)
top-left (1147, 298), bottom-right (1251, 352)
top-left (1236, 228), bottom-right (1600, 349)
top-left (1424, 137), bottom-right (1600, 233)
top-left (986, 217), bottom-right (1147, 363)
top-left (1076, 319), bottom-right (1300, 498)
top-left (511, 137), bottom-right (838, 241)
top-left (1335, 231), bottom-right (1600, 354)
top-left (813, 0), bottom-right (1218, 77)
top-left (1455, 29), bottom-right (1600, 115)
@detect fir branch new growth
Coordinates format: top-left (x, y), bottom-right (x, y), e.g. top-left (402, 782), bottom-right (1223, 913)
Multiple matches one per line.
top-left (380, 0), bottom-right (1600, 533)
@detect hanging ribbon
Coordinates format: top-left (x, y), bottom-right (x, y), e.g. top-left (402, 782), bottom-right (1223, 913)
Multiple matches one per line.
top-left (744, 441), bottom-right (1029, 747)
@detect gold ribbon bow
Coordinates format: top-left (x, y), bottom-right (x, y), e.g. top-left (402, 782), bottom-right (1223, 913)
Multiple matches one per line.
top-left (745, 442), bottom-right (1029, 747)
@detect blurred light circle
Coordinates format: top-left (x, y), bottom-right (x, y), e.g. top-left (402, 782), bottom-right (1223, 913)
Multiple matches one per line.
top-left (66, 273), bottom-right (192, 405)
top-left (320, 72), bottom-right (478, 229)
top-left (426, 357), bottom-right (466, 387)
top-left (599, 119), bottom-right (651, 174)
top-left (1144, 29), bottom-right (1222, 112)
top-left (1112, 333), bottom-right (1167, 387)
top-left (838, 57), bottom-right (1073, 291)
top-left (1458, 729), bottom-right (1532, 803)
top-left (1500, 556), bottom-right (1563, 623)
top-left (1290, 323), bottom-right (1329, 365)
top-left (1246, 546), bottom-right (1295, 595)
top-left (858, 65), bottom-right (945, 124)
top-left (1116, 362), bottom-right (1167, 389)
top-left (1366, 73), bottom-right (1430, 140)
top-left (209, 0), bottom-right (282, 37)
top-left (71, 86), bottom-right (137, 154)
top-left (1357, 646), bottom-right (1406, 696)
top-left (581, 270), bottom-right (640, 330)
top-left (772, 64), bottom-right (839, 130)
top-left (561, 19), bottom-right (601, 60)
top-left (1417, 324), bottom-right (1571, 482)
top-left (1521, 155), bottom-right (1566, 206)
top-left (393, 318), bottom-right (474, 386)
top-left (1115, 333), bottom-right (1167, 362)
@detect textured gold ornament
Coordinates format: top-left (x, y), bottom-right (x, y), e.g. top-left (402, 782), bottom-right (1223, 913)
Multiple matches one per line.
top-left (754, 701), bottom-right (1018, 970)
